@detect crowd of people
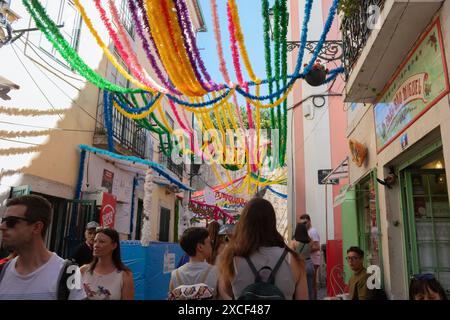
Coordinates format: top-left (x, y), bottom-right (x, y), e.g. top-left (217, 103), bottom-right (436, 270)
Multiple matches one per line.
top-left (0, 194), bottom-right (447, 300)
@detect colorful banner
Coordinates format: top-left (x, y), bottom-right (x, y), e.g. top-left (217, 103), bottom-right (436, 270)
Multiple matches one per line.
top-left (374, 19), bottom-right (450, 152)
top-left (188, 200), bottom-right (236, 224)
top-left (100, 192), bottom-right (116, 228)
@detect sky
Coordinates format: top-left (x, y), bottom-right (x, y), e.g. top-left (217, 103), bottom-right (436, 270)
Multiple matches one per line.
top-left (196, 0), bottom-right (273, 92)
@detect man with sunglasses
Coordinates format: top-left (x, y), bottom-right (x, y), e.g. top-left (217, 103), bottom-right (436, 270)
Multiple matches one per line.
top-left (0, 195), bottom-right (86, 300)
top-left (346, 246), bottom-right (374, 300)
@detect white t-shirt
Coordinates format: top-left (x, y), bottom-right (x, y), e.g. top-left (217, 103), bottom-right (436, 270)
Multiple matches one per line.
top-left (0, 253), bottom-right (86, 300)
top-left (308, 227), bottom-right (321, 266)
top-left (170, 261), bottom-right (218, 296)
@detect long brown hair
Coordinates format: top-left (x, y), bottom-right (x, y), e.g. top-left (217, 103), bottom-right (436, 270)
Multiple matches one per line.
top-left (219, 198), bottom-right (298, 279)
top-left (88, 228), bottom-right (130, 274)
top-left (207, 221), bottom-right (221, 264)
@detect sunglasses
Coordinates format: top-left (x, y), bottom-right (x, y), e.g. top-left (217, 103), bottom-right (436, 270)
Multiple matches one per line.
top-left (411, 273), bottom-right (435, 281)
top-left (1, 216), bottom-right (31, 229)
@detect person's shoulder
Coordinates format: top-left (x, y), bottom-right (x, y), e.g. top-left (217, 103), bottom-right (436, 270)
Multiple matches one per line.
top-left (79, 264), bottom-right (90, 274)
top-left (122, 269), bottom-right (133, 281)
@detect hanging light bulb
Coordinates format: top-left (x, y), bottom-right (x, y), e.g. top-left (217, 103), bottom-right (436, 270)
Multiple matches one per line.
top-left (436, 161), bottom-right (443, 169)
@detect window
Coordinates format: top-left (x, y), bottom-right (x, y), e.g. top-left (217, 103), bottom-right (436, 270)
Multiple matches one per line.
top-left (39, 0), bottom-right (82, 63)
top-left (119, 0), bottom-right (134, 39)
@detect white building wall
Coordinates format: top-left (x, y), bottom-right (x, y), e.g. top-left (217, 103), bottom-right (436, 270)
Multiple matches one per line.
top-left (299, 0), bottom-right (334, 243)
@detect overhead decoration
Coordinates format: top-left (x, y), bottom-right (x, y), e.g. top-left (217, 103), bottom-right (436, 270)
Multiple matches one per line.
top-left (0, 146), bottom-right (40, 156)
top-left (21, 0), bottom-right (344, 194)
top-left (0, 167), bottom-right (27, 180)
top-left (0, 106), bottom-right (68, 116)
top-left (0, 129), bottom-right (52, 138)
top-left (188, 200), bottom-right (237, 224)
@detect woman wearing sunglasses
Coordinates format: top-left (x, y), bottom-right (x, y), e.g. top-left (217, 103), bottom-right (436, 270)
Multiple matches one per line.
top-left (80, 227), bottom-right (134, 300)
top-left (409, 273), bottom-right (448, 300)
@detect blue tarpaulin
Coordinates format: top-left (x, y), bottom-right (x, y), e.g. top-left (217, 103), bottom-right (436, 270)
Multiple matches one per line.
top-left (120, 241), bottom-right (184, 300)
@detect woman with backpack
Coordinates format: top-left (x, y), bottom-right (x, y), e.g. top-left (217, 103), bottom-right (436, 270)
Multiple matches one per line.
top-left (217, 198), bottom-right (308, 300)
top-left (291, 222), bottom-right (315, 300)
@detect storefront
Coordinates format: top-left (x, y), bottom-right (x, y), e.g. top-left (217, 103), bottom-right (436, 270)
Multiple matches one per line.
top-left (398, 141), bottom-right (450, 294)
top-left (371, 17), bottom-right (450, 298)
top-left (340, 170), bottom-right (383, 285)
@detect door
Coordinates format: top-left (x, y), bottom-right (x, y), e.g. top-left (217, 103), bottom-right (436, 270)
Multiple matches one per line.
top-left (159, 207), bottom-right (171, 242)
top-left (135, 199), bottom-right (143, 240)
top-left (51, 199), bottom-right (97, 259)
top-left (402, 169), bottom-right (450, 295)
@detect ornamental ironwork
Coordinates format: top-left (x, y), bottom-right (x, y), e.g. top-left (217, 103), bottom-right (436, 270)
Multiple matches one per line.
top-left (341, 0), bottom-right (386, 79)
top-left (286, 40), bottom-right (343, 63)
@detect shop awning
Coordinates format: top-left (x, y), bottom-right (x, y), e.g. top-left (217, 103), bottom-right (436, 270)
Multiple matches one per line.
top-left (78, 144), bottom-right (194, 191)
top-left (321, 157), bottom-right (349, 184)
top-left (333, 184), bottom-right (351, 207)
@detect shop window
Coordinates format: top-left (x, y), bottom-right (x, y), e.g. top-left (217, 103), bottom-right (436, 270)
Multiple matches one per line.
top-left (403, 150), bottom-right (450, 295)
top-left (356, 173), bottom-right (381, 268)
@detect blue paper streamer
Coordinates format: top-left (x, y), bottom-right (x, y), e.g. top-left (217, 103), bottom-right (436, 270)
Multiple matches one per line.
top-left (78, 144), bottom-right (194, 191)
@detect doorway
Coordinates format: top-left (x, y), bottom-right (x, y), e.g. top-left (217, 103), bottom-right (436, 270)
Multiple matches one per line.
top-left (159, 207), bottom-right (171, 242)
top-left (400, 149), bottom-right (450, 295)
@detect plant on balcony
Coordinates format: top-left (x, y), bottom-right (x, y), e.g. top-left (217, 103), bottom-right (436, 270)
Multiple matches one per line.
top-left (304, 60), bottom-right (329, 87)
top-left (338, 0), bottom-right (360, 17)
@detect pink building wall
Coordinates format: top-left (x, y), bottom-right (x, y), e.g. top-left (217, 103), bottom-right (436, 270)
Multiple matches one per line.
top-left (290, 0), bottom-right (307, 220)
top-left (321, 0), bottom-right (348, 241)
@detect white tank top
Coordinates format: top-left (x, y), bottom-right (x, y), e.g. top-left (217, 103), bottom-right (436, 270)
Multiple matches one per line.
top-left (82, 269), bottom-right (123, 300)
top-left (231, 247), bottom-right (296, 300)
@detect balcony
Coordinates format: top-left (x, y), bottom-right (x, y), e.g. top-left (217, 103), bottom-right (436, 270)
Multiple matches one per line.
top-left (93, 103), bottom-right (147, 158)
top-left (342, 0), bottom-right (444, 103)
top-left (159, 150), bottom-right (184, 179)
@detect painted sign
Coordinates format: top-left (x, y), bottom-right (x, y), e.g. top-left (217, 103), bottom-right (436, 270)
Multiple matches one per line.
top-left (374, 19), bottom-right (450, 152)
top-left (100, 192), bottom-right (116, 228)
top-left (9, 185), bottom-right (31, 198)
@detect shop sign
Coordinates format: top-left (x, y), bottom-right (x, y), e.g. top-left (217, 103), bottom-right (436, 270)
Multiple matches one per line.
top-left (100, 192), bottom-right (116, 228)
top-left (9, 185), bottom-right (31, 198)
top-left (101, 169), bottom-right (114, 194)
top-left (318, 169), bottom-right (339, 185)
top-left (374, 19), bottom-right (450, 152)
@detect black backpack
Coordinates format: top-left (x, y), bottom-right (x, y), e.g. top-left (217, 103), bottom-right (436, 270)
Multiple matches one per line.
top-left (237, 248), bottom-right (288, 300)
top-left (0, 258), bottom-right (78, 300)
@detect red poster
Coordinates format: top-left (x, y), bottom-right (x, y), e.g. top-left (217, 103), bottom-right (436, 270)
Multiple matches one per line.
top-left (100, 192), bottom-right (116, 229)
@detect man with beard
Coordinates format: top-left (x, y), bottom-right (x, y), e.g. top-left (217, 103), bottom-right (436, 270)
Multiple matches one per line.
top-left (0, 195), bottom-right (85, 300)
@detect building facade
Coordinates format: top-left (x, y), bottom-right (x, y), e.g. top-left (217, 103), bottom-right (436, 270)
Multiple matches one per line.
top-left (287, 0), bottom-right (348, 295)
top-left (342, 0), bottom-right (450, 298)
top-left (0, 0), bottom-right (206, 256)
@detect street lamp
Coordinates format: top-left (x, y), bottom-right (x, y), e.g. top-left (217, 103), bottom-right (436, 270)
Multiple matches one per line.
top-left (267, 7), bottom-right (343, 63)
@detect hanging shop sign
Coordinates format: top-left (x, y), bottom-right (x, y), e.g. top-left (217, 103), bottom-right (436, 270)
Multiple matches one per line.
top-left (349, 139), bottom-right (367, 167)
top-left (374, 18), bottom-right (450, 153)
top-left (100, 192), bottom-right (116, 228)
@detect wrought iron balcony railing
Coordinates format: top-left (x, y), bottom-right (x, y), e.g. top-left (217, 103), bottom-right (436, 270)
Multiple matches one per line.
top-left (159, 150), bottom-right (184, 179)
top-left (341, 0), bottom-right (385, 80)
top-left (111, 105), bottom-right (147, 158)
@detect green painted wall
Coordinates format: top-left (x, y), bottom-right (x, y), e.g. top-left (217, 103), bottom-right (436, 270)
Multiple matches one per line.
top-left (341, 187), bottom-right (359, 283)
